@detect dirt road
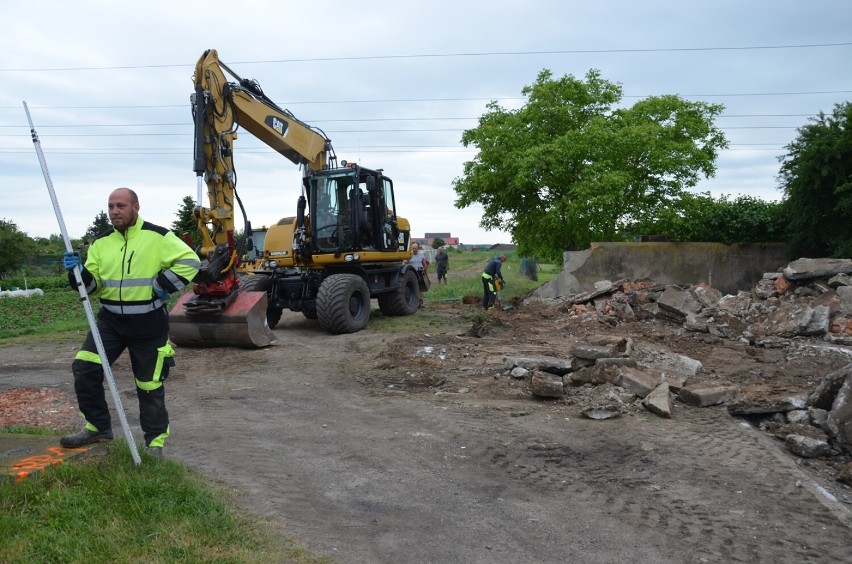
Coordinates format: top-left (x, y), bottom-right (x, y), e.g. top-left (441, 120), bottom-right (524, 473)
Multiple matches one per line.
top-left (2, 303), bottom-right (851, 563)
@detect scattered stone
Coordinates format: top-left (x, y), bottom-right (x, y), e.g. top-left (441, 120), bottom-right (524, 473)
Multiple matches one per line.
top-left (614, 367), bottom-right (662, 398)
top-left (786, 409), bottom-right (810, 425)
top-left (785, 434), bottom-right (833, 458)
top-left (504, 356), bottom-right (573, 376)
top-left (678, 384), bottom-right (738, 407)
top-left (837, 462), bottom-right (852, 485)
top-left (727, 387), bottom-right (808, 415)
top-left (581, 404), bottom-right (622, 420)
top-left (807, 363), bottom-right (852, 410)
top-left (825, 372), bottom-right (852, 453)
top-left (569, 363), bottom-right (620, 386)
top-left (643, 382), bottom-right (673, 418)
top-left (510, 366), bottom-right (530, 379)
top-left (828, 273), bottom-right (852, 288)
top-left (530, 371), bottom-right (564, 398)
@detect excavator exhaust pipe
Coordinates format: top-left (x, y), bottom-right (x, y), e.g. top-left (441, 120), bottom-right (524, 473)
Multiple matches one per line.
top-left (169, 291), bottom-right (277, 348)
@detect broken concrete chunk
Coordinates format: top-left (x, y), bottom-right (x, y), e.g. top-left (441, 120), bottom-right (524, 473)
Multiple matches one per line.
top-left (837, 462), bottom-right (852, 485)
top-left (828, 273), bottom-right (852, 288)
top-left (693, 284), bottom-right (723, 308)
top-left (510, 366), bottom-right (530, 379)
top-left (826, 373), bottom-right (852, 454)
top-left (802, 305), bottom-right (831, 336)
top-left (570, 336), bottom-right (633, 359)
top-left (718, 293), bottom-right (752, 314)
top-left (580, 404), bottom-right (623, 420)
top-left (643, 382), bottom-right (673, 418)
top-left (761, 302), bottom-right (815, 337)
top-left (530, 371), bottom-right (564, 398)
top-left (504, 355), bottom-right (573, 376)
top-left (569, 363), bottom-right (620, 386)
top-left (785, 409), bottom-right (810, 425)
top-left (727, 387), bottom-right (808, 415)
top-left (783, 258), bottom-right (852, 281)
top-left (838, 286), bottom-right (852, 316)
top-left (614, 367), bottom-right (662, 398)
top-left (785, 434), bottom-right (832, 458)
top-left (678, 384), bottom-right (738, 407)
top-left (807, 363), bottom-right (852, 410)
top-left (657, 286), bottom-right (703, 319)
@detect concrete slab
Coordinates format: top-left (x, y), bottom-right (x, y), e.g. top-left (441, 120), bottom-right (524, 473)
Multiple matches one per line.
top-left (0, 433), bottom-right (107, 482)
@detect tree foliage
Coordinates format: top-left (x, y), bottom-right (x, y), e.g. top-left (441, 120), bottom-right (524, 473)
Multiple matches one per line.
top-left (0, 219), bottom-right (37, 275)
top-left (431, 237), bottom-right (446, 249)
top-left (453, 69), bottom-right (728, 261)
top-left (628, 193), bottom-right (786, 245)
top-left (778, 102), bottom-right (852, 258)
top-left (172, 196), bottom-right (202, 249)
top-left (84, 211), bottom-right (112, 244)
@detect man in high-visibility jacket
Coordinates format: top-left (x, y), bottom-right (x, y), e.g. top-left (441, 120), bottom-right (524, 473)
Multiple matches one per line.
top-left (482, 253), bottom-right (507, 310)
top-left (60, 187), bottom-right (200, 457)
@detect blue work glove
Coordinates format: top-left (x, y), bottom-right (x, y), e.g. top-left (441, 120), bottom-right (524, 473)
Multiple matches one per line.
top-left (63, 251), bottom-right (80, 272)
top-left (152, 280), bottom-right (170, 301)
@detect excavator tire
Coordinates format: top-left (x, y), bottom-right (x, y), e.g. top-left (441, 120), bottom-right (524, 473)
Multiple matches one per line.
top-left (377, 269), bottom-right (420, 316)
top-left (239, 274), bottom-right (283, 329)
top-left (316, 273), bottom-right (370, 334)
top-left (169, 290), bottom-right (277, 348)
top-left (302, 308), bottom-right (318, 320)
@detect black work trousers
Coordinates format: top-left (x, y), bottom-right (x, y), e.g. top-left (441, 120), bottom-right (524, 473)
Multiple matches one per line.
top-left (71, 308), bottom-right (173, 447)
top-left (482, 276), bottom-right (497, 310)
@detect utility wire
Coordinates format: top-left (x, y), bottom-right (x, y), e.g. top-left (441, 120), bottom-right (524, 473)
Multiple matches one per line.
top-left (0, 42), bottom-right (850, 72)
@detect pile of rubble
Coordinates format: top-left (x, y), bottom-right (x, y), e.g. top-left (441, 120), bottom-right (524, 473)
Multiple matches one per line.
top-left (514, 257), bottom-right (852, 482)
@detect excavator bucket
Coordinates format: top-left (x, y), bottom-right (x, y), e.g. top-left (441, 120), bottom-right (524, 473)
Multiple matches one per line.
top-left (169, 291), bottom-right (277, 348)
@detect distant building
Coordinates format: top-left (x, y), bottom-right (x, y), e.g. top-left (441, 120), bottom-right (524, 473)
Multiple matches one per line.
top-left (414, 233), bottom-right (460, 248)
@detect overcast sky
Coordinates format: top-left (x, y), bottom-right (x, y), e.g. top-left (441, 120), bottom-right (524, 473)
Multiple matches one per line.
top-left (1, 0), bottom-right (850, 245)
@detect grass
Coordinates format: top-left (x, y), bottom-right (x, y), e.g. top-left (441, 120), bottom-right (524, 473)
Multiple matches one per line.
top-left (0, 437), bottom-right (330, 563)
top-left (0, 250), bottom-right (558, 561)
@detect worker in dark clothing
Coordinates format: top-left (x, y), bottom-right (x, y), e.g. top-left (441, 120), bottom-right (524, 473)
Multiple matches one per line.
top-left (482, 253), bottom-right (507, 310)
top-left (60, 187), bottom-right (200, 458)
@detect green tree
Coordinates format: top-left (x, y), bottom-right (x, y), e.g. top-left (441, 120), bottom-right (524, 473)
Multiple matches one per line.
top-left (172, 196), bottom-right (202, 249)
top-left (431, 237), bottom-right (446, 249)
top-left (84, 211), bottom-right (111, 243)
top-left (453, 69), bottom-right (728, 262)
top-left (779, 102), bottom-right (852, 258)
top-left (629, 192), bottom-right (786, 245)
top-left (0, 219), bottom-right (37, 276)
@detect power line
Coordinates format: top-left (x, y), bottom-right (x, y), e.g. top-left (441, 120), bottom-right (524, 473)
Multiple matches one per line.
top-left (1, 42), bottom-right (850, 72)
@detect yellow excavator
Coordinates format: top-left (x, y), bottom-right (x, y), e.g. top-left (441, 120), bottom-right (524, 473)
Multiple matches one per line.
top-left (169, 49), bottom-right (420, 348)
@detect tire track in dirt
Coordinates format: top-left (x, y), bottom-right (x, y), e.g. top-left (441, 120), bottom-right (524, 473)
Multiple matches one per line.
top-left (452, 405), bottom-right (850, 563)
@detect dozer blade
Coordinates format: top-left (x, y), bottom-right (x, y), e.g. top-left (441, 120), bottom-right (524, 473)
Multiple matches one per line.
top-left (169, 291), bottom-right (277, 348)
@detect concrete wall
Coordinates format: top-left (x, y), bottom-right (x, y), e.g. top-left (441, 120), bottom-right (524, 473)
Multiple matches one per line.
top-left (533, 242), bottom-right (790, 298)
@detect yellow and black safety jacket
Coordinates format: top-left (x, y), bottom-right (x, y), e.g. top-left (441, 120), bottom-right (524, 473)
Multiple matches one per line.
top-left (73, 216), bottom-right (200, 320)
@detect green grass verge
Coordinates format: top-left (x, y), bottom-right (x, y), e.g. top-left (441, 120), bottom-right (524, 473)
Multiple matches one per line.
top-left (0, 438), bottom-right (331, 564)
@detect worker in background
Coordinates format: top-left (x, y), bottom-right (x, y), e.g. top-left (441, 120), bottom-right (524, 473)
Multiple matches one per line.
top-left (405, 242), bottom-right (430, 308)
top-left (60, 187), bottom-right (200, 458)
top-left (434, 246), bottom-right (449, 285)
top-left (482, 253), bottom-right (507, 310)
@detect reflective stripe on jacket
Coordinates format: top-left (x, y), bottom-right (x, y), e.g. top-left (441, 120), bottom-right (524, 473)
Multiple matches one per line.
top-left (77, 216), bottom-right (200, 315)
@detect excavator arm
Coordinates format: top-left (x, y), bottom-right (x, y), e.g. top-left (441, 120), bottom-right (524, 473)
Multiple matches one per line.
top-left (173, 49), bottom-right (334, 346)
top-left (190, 48), bottom-right (334, 269)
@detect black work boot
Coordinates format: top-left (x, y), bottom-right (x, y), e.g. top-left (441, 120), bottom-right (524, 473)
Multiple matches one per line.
top-left (60, 427), bottom-right (113, 448)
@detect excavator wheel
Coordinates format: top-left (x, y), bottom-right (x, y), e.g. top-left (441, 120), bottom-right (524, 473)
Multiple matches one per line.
top-left (316, 273), bottom-right (370, 334)
top-left (377, 269), bottom-right (420, 316)
top-left (239, 274), bottom-right (283, 329)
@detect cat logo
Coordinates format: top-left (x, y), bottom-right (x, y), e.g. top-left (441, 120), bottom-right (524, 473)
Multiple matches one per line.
top-left (265, 116), bottom-right (288, 137)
